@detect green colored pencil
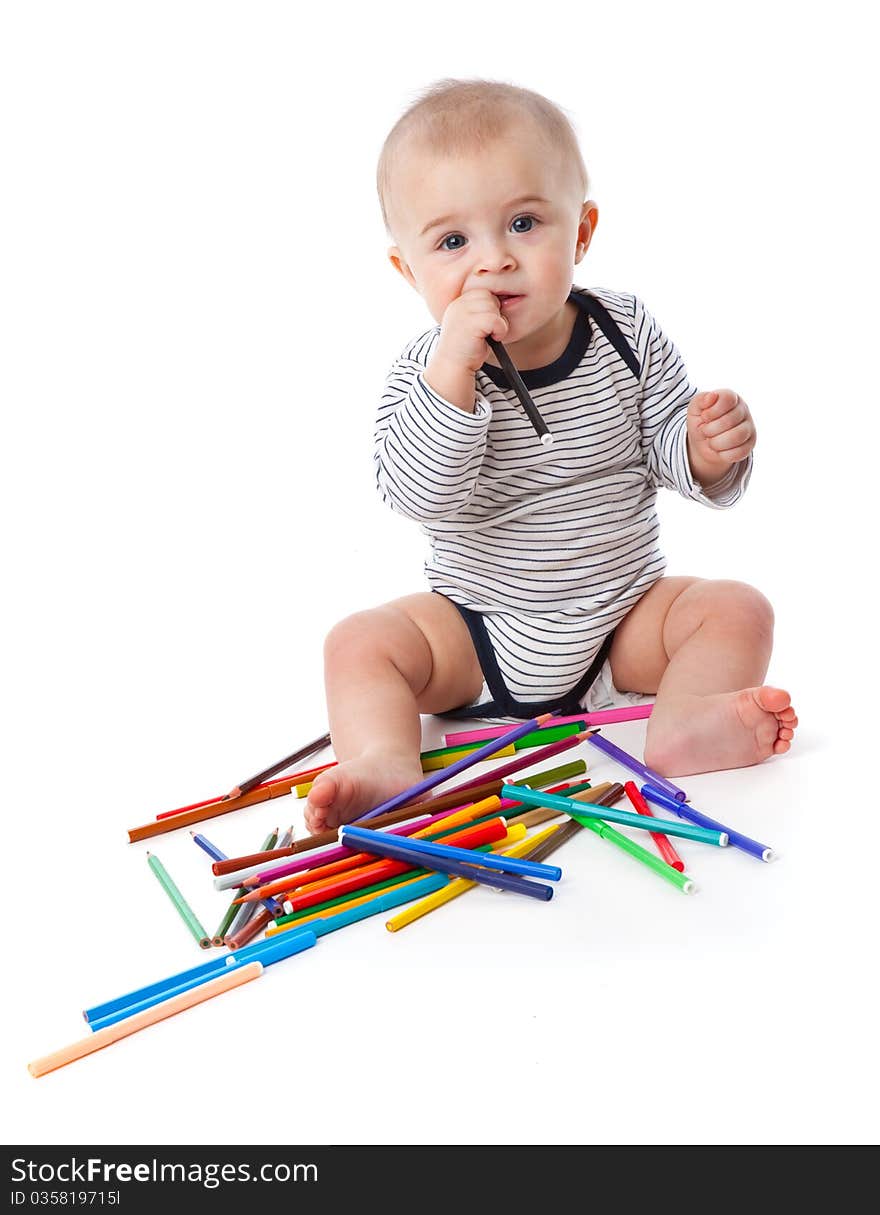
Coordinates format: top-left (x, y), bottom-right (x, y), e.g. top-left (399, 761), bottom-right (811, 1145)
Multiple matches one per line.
top-left (146, 851), bottom-right (212, 948)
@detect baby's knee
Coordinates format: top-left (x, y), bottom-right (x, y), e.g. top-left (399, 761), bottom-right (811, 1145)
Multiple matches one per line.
top-left (323, 609), bottom-right (388, 668)
top-left (704, 579), bottom-right (774, 638)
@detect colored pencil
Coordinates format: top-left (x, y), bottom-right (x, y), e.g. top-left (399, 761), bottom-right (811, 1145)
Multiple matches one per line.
top-left (213, 826), bottom-right (279, 944)
top-left (190, 830), bottom-right (226, 863)
top-left (640, 783), bottom-right (776, 863)
top-left (154, 766), bottom-right (333, 821)
top-left (29, 963), bottom-right (264, 1077)
top-left (356, 712), bottom-right (556, 822)
top-left (224, 905), bottom-right (274, 950)
top-left (486, 335), bottom-right (553, 445)
top-left (83, 926), bottom-right (318, 1025)
top-left (341, 822), bottom-right (563, 881)
top-left (623, 781), bottom-right (685, 871)
top-left (500, 784), bottom-right (728, 846)
top-left (586, 732), bottom-right (688, 802)
top-left (339, 825), bottom-right (554, 900)
top-left (444, 704), bottom-right (653, 745)
top-left (223, 730), bottom-right (332, 799)
top-left (385, 822), bottom-right (563, 932)
top-left (146, 852), bottom-right (211, 948)
top-left (129, 778), bottom-right (298, 843)
top-left (219, 828), bottom-right (281, 944)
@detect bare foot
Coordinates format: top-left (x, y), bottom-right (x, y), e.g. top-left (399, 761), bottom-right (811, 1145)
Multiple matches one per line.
top-left (644, 686), bottom-right (798, 777)
top-left (304, 752), bottom-right (424, 834)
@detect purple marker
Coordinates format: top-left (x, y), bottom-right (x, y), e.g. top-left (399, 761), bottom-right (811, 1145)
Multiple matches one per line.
top-left (586, 732), bottom-right (688, 802)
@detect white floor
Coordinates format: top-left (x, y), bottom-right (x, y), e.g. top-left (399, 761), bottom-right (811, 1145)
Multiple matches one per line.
top-left (3, 682), bottom-right (875, 1146)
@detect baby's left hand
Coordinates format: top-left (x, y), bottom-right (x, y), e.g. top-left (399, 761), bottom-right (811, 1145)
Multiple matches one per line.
top-left (686, 389), bottom-right (756, 486)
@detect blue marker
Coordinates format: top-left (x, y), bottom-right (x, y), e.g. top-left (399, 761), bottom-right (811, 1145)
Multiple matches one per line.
top-left (85, 928), bottom-right (318, 1031)
top-left (339, 827), bottom-right (554, 901)
top-left (341, 822), bottom-right (562, 880)
top-left (640, 783), bottom-right (775, 863)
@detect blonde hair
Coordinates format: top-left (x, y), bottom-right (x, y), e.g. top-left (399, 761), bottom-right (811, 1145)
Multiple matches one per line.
top-left (377, 78), bottom-right (589, 236)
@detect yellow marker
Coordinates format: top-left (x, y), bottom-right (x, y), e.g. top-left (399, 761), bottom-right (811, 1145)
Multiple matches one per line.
top-left (385, 822), bottom-right (558, 932)
top-left (420, 743), bottom-right (516, 771)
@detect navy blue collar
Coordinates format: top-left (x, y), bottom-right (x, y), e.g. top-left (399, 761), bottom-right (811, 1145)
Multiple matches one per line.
top-left (480, 288), bottom-right (590, 390)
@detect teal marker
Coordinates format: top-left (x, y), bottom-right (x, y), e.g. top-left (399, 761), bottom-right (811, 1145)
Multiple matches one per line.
top-left (500, 784), bottom-right (728, 847)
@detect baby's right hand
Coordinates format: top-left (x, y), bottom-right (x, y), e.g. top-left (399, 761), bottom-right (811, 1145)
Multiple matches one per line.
top-left (434, 289), bottom-right (510, 373)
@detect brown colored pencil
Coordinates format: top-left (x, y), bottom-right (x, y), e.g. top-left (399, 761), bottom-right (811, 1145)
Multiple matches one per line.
top-left (223, 905), bottom-right (274, 950)
top-left (223, 731), bottom-right (332, 800)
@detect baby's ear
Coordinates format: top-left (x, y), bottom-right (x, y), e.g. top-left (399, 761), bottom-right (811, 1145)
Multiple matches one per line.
top-left (388, 246), bottom-right (417, 289)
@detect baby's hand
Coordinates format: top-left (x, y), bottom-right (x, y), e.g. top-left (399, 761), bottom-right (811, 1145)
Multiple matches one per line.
top-left (686, 389), bottom-right (756, 486)
top-left (434, 289), bottom-right (510, 373)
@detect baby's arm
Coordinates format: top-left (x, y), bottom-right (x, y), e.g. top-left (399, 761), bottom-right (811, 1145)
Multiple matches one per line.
top-left (373, 290), bottom-right (508, 522)
top-left (633, 296), bottom-right (753, 506)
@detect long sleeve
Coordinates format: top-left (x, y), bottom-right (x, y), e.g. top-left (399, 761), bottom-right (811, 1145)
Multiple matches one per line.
top-left (373, 338), bottom-right (493, 522)
top-left (633, 296), bottom-right (753, 508)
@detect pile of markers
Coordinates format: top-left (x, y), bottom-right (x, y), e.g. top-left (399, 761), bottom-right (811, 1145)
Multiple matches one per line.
top-left (27, 706), bottom-right (775, 1077)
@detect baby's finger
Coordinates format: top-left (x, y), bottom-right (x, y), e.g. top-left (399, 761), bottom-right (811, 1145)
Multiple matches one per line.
top-left (705, 419), bottom-right (754, 454)
top-left (687, 390), bottom-right (719, 420)
top-left (700, 399), bottom-right (749, 438)
top-left (699, 389), bottom-right (741, 423)
top-left (705, 437), bottom-right (754, 464)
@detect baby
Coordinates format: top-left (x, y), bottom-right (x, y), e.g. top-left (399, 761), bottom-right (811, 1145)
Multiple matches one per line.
top-left (305, 78), bottom-right (797, 834)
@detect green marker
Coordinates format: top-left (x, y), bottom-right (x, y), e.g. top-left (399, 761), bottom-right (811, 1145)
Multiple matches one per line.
top-left (576, 814), bottom-right (697, 893)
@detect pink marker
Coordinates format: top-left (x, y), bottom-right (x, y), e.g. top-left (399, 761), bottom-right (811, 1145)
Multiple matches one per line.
top-left (444, 703), bottom-right (653, 747)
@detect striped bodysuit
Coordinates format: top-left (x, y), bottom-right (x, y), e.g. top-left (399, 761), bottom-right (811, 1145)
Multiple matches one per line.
top-left (373, 286), bottom-right (752, 718)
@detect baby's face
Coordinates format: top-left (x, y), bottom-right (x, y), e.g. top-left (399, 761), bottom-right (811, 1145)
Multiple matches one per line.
top-left (387, 123), bottom-right (595, 349)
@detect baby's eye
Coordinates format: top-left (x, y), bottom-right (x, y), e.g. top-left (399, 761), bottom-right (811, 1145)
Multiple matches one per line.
top-left (439, 233), bottom-right (466, 252)
top-left (511, 214), bottom-right (537, 233)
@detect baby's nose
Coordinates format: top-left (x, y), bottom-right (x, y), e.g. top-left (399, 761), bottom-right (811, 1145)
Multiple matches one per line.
top-left (474, 241), bottom-right (516, 274)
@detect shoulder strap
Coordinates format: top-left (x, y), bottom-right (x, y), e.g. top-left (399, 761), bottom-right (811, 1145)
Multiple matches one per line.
top-left (578, 292), bottom-right (641, 382)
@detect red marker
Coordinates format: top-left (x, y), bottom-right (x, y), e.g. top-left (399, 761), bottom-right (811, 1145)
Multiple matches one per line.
top-left (624, 781), bottom-right (685, 872)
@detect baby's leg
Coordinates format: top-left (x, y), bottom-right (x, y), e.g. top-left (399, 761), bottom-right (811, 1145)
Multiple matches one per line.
top-left (304, 592), bottom-right (484, 833)
top-left (609, 577), bottom-right (798, 776)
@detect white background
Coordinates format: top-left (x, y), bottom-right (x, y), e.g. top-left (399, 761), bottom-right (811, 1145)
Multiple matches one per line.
top-left (1, 1), bottom-right (877, 1147)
